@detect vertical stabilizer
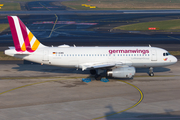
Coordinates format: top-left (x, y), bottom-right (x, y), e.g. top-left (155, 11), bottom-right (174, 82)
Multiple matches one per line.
top-left (7, 16), bottom-right (45, 52)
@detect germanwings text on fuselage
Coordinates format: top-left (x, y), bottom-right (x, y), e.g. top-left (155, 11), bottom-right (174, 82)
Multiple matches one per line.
top-left (109, 49), bottom-right (149, 54)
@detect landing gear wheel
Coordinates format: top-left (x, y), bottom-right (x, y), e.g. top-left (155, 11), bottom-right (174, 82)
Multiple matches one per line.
top-left (149, 67), bottom-right (154, 77)
top-left (95, 74), bottom-right (102, 80)
top-left (149, 72), bottom-right (154, 77)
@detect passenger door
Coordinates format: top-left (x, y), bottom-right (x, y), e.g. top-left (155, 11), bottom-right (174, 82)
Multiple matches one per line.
top-left (43, 50), bottom-right (49, 62)
top-left (151, 50), bottom-right (157, 61)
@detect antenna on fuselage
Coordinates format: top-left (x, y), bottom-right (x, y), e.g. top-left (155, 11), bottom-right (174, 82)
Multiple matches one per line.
top-left (73, 44), bottom-right (76, 47)
top-left (149, 44), bottom-right (151, 47)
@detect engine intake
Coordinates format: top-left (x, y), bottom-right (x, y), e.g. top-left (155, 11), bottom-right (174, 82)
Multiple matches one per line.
top-left (107, 67), bottom-right (135, 78)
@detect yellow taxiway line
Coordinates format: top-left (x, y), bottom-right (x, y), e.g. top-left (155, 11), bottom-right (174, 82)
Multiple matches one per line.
top-left (92, 80), bottom-right (144, 120)
top-left (0, 78), bottom-right (143, 120)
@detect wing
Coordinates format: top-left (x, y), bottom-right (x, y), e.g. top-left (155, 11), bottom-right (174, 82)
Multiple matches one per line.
top-left (80, 62), bottom-right (123, 71)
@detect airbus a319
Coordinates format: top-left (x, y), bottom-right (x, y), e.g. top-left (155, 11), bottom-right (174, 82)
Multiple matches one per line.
top-left (5, 16), bottom-right (177, 80)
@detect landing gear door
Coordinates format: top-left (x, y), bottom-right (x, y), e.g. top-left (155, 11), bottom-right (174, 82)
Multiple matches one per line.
top-left (151, 50), bottom-right (157, 61)
top-left (43, 50), bottom-right (49, 62)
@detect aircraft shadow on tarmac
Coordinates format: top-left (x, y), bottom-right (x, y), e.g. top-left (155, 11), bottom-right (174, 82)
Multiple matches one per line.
top-left (103, 104), bottom-right (180, 120)
top-left (12, 64), bottom-right (90, 74)
top-left (136, 67), bottom-right (170, 73)
top-left (12, 64), bottom-right (170, 76)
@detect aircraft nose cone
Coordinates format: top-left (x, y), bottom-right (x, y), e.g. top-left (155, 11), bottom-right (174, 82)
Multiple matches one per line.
top-left (172, 56), bottom-right (178, 63)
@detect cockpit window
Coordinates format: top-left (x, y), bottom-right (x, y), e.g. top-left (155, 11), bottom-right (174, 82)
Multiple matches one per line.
top-left (163, 52), bottom-right (171, 56)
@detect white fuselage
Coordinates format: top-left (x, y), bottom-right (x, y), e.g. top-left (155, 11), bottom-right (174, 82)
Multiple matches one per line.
top-left (5, 46), bottom-right (177, 70)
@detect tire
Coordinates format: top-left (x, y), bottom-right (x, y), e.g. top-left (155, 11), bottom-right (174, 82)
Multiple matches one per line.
top-left (149, 72), bottom-right (154, 77)
top-left (95, 74), bottom-right (102, 80)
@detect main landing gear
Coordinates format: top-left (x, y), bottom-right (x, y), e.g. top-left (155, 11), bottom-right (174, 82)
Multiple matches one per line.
top-left (90, 69), bottom-right (104, 80)
top-left (149, 67), bottom-right (154, 77)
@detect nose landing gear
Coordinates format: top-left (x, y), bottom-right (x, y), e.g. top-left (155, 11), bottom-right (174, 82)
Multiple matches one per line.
top-left (149, 67), bottom-right (154, 77)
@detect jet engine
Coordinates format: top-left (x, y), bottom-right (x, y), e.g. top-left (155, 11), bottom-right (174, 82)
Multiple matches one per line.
top-left (107, 67), bottom-right (135, 78)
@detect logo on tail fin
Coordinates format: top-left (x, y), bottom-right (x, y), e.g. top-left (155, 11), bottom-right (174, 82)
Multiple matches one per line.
top-left (8, 16), bottom-right (42, 52)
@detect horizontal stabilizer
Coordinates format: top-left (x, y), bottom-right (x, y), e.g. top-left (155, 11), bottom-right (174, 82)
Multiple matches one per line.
top-left (8, 47), bottom-right (15, 49)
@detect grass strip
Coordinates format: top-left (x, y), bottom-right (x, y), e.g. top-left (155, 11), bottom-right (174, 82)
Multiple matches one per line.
top-left (0, 24), bottom-right (9, 32)
top-left (61, 0), bottom-right (180, 10)
top-left (169, 51), bottom-right (180, 56)
top-left (0, 3), bottom-right (21, 11)
top-left (114, 19), bottom-right (180, 31)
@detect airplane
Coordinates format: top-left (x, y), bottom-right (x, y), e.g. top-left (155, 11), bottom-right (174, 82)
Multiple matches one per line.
top-left (5, 16), bottom-right (177, 80)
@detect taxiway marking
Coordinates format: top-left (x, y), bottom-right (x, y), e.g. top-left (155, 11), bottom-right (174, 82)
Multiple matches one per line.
top-left (92, 80), bottom-right (144, 120)
top-left (39, 2), bottom-right (58, 38)
top-left (168, 36), bottom-right (180, 41)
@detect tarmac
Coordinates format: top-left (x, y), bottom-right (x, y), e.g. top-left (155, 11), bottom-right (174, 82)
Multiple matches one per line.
top-left (0, 61), bottom-right (179, 120)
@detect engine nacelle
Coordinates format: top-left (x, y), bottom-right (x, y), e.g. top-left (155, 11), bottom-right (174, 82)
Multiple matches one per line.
top-left (107, 67), bottom-right (135, 78)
